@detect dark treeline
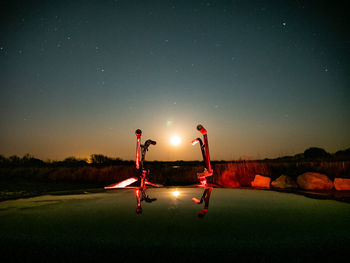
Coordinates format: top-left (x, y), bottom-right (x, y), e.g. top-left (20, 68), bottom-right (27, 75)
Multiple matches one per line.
top-left (265, 147), bottom-right (350, 162)
top-left (1, 147), bottom-right (350, 168)
top-left (0, 154), bottom-right (206, 168)
top-left (0, 154), bottom-right (131, 168)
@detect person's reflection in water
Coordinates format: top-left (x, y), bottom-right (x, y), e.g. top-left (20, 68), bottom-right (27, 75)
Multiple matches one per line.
top-left (192, 187), bottom-right (212, 218)
top-left (135, 187), bottom-right (157, 214)
top-left (191, 124), bottom-right (215, 218)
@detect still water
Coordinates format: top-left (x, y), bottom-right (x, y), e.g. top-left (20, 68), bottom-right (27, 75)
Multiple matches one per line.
top-left (1, 188), bottom-right (349, 262)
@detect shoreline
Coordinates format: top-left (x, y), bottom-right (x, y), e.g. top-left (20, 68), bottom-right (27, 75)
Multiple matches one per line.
top-left (1, 185), bottom-right (350, 204)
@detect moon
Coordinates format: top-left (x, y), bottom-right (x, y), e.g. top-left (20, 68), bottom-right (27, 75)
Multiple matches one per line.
top-left (170, 135), bottom-right (181, 147)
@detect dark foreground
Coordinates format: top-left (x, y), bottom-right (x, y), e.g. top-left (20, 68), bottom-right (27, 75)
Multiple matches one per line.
top-left (1, 188), bottom-right (349, 262)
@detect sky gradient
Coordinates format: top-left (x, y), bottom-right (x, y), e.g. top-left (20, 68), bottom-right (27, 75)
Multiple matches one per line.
top-left (1, 0), bottom-right (349, 161)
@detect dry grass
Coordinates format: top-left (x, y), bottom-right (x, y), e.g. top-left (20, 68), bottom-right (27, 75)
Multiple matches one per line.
top-left (213, 161), bottom-right (270, 187)
top-left (1, 160), bottom-right (349, 188)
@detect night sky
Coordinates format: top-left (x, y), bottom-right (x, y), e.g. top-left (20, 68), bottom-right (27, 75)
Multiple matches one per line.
top-left (1, 0), bottom-right (349, 161)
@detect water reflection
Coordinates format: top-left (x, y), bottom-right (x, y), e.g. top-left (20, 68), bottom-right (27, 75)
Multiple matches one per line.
top-left (191, 124), bottom-right (215, 218)
top-left (135, 187), bottom-right (157, 214)
top-left (192, 187), bottom-right (212, 218)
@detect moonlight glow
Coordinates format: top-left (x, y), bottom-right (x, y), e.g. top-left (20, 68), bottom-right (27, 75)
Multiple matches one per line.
top-left (172, 190), bottom-right (180, 197)
top-left (170, 135), bottom-right (181, 147)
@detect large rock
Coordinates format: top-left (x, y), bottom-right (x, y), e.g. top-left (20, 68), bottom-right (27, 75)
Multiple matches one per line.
top-left (296, 172), bottom-right (333, 191)
top-left (334, 178), bottom-right (350, 191)
top-left (271, 175), bottom-right (298, 189)
top-left (251, 174), bottom-right (271, 188)
top-left (219, 170), bottom-right (240, 187)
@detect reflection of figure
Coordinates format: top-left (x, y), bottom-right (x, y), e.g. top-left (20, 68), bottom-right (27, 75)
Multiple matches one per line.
top-left (192, 124), bottom-right (214, 217)
top-left (192, 187), bottom-right (212, 218)
top-left (135, 187), bottom-right (157, 214)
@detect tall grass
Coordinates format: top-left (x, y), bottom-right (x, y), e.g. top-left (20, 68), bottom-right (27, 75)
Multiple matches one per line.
top-left (0, 165), bottom-right (203, 186)
top-left (1, 160), bottom-right (349, 187)
top-left (213, 161), bottom-right (270, 187)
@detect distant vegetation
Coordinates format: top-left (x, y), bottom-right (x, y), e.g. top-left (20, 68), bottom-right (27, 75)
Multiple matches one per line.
top-left (0, 153), bottom-right (132, 168)
top-left (264, 147), bottom-right (350, 161)
top-left (0, 147), bottom-right (349, 201)
top-left (1, 147), bottom-right (349, 168)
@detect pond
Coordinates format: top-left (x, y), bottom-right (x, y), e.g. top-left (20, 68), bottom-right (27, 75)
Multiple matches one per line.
top-left (0, 187), bottom-right (349, 262)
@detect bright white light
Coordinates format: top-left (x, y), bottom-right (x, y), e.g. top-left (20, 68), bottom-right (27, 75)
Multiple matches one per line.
top-left (170, 135), bottom-right (181, 146)
top-left (172, 190), bottom-right (180, 197)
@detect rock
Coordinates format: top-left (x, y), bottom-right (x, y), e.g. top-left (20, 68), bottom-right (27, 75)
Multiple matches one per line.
top-left (271, 175), bottom-right (298, 189)
top-left (334, 178), bottom-right (350, 191)
top-left (296, 172), bottom-right (333, 191)
top-left (251, 174), bottom-right (271, 188)
top-left (219, 170), bottom-right (240, 187)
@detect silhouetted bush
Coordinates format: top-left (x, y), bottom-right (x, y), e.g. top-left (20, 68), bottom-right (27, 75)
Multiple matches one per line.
top-left (304, 147), bottom-right (330, 159)
top-left (335, 148), bottom-right (350, 160)
top-left (90, 154), bottom-right (125, 166)
top-left (62, 157), bottom-right (87, 166)
top-left (0, 154), bottom-right (45, 167)
top-left (90, 154), bottom-right (111, 165)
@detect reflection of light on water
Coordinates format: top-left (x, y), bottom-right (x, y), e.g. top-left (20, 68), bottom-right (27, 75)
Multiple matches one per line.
top-left (172, 190), bottom-right (180, 197)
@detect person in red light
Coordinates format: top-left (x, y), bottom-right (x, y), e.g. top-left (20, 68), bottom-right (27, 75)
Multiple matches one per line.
top-left (191, 124), bottom-right (215, 218)
top-left (105, 129), bottom-right (161, 214)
